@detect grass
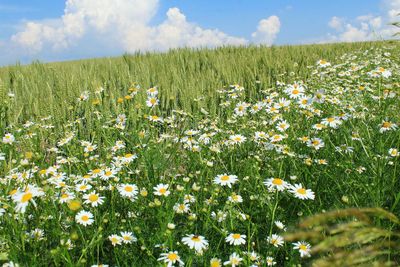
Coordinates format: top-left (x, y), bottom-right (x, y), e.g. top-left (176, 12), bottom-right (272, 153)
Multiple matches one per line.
top-left (284, 207), bottom-right (400, 266)
top-left (0, 40), bottom-right (399, 266)
top-left (1, 41), bottom-right (394, 125)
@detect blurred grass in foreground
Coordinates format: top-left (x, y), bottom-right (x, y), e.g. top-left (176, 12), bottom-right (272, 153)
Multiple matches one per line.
top-left (285, 207), bottom-right (400, 266)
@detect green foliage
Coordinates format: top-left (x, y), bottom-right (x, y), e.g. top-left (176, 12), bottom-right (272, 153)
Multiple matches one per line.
top-left (0, 41), bottom-right (395, 125)
top-left (285, 208), bottom-right (400, 266)
top-left (391, 13), bottom-right (400, 36)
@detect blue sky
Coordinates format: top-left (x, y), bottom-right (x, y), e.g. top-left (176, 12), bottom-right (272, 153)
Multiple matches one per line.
top-left (0, 0), bottom-right (399, 66)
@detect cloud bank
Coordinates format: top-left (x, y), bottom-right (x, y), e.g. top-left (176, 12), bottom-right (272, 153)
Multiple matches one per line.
top-left (2, 0), bottom-right (281, 65)
top-left (325, 0), bottom-right (400, 42)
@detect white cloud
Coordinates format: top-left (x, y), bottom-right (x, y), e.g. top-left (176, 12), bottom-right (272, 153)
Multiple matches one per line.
top-left (8, 0), bottom-right (283, 64)
top-left (370, 16), bottom-right (383, 29)
top-left (356, 15), bottom-right (382, 29)
top-left (122, 7), bottom-right (247, 52)
top-left (340, 24), bottom-right (370, 42)
top-left (11, 0), bottom-right (160, 53)
top-left (328, 16), bottom-right (345, 31)
top-left (251, 15), bottom-right (281, 45)
top-left (324, 0), bottom-right (399, 43)
top-left (386, 0), bottom-right (400, 19)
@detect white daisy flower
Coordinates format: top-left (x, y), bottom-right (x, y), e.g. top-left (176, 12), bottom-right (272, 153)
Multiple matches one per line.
top-left (307, 137), bottom-right (325, 150)
top-left (225, 233), bottom-right (246, 246)
top-left (12, 185), bottom-right (45, 213)
top-left (229, 134), bottom-right (247, 145)
top-left (223, 252), bottom-right (242, 266)
top-left (117, 183), bottom-right (139, 199)
top-left (293, 241), bottom-right (311, 257)
top-left (289, 184), bottom-right (315, 200)
top-left (267, 234), bottom-right (284, 247)
top-left (173, 203), bottom-right (190, 214)
top-left (108, 234), bottom-right (122, 246)
top-left (2, 133), bottom-right (15, 144)
top-left (389, 148), bottom-right (399, 157)
top-left (181, 234), bottom-right (209, 253)
top-left (146, 97), bottom-right (159, 108)
top-left (266, 256), bottom-right (276, 266)
top-left (158, 251), bottom-right (184, 267)
top-left (263, 177), bottom-right (288, 191)
top-left (75, 210), bottom-right (94, 226)
top-left (83, 191), bottom-right (105, 207)
top-left (153, 183), bottom-right (170, 197)
top-left (120, 231), bottom-right (137, 244)
top-left (213, 174), bottom-right (238, 188)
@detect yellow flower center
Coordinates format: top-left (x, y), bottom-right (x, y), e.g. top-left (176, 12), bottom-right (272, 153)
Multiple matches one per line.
top-left (124, 186), bottom-right (133, 192)
top-left (159, 188), bottom-right (167, 194)
top-left (167, 253), bottom-right (178, 261)
top-left (21, 192), bottom-right (33, 203)
top-left (297, 188), bottom-right (306, 195)
top-left (292, 89), bottom-right (299, 95)
top-left (232, 234), bottom-right (241, 239)
top-left (382, 122), bottom-right (391, 128)
top-left (272, 178), bottom-right (283, 185)
top-left (299, 244), bottom-right (307, 251)
top-left (191, 236), bottom-right (201, 242)
top-left (68, 200), bottom-right (81, 211)
top-left (81, 215), bottom-right (89, 222)
top-left (231, 258), bottom-right (240, 265)
top-left (88, 194), bottom-right (99, 202)
top-left (9, 189), bottom-right (17, 195)
top-left (221, 175), bottom-right (230, 181)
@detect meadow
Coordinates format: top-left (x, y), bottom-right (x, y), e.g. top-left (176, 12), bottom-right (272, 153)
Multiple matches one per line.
top-left (0, 41), bottom-right (399, 266)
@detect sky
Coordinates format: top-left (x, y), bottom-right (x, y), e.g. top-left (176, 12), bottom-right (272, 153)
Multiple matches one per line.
top-left (0, 0), bottom-right (399, 66)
